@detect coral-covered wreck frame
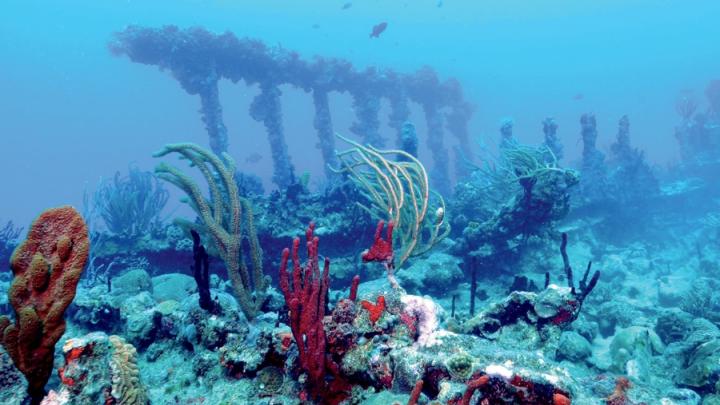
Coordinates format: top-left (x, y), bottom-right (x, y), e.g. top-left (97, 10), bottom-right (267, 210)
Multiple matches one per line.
top-left (109, 25), bottom-right (474, 193)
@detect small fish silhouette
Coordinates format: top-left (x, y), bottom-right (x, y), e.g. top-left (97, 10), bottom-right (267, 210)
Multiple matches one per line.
top-left (370, 22), bottom-right (388, 38)
top-left (245, 153), bottom-right (263, 164)
top-left (573, 93), bottom-right (584, 101)
top-left (312, 23), bottom-right (320, 29)
top-left (341, 2), bottom-right (352, 10)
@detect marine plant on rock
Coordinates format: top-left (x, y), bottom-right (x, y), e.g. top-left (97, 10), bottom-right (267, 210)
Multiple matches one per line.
top-left (0, 220), bottom-right (22, 265)
top-left (190, 229), bottom-right (219, 314)
top-left (461, 232), bottom-right (599, 342)
top-left (153, 143), bottom-right (268, 320)
top-left (94, 165), bottom-right (169, 238)
top-left (456, 141), bottom-right (579, 261)
top-left (332, 134), bottom-right (449, 268)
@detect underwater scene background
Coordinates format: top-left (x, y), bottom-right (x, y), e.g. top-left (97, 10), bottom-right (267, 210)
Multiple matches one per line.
top-left (1, 1), bottom-right (720, 404)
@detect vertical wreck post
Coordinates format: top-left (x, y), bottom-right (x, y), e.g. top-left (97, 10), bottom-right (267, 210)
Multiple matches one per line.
top-left (423, 102), bottom-right (451, 195)
top-left (350, 91), bottom-right (384, 147)
top-left (542, 117), bottom-right (563, 161)
top-left (312, 89), bottom-right (338, 179)
top-left (446, 104), bottom-right (474, 179)
top-left (499, 118), bottom-right (515, 149)
top-left (579, 113), bottom-right (607, 200)
top-left (612, 115), bottom-right (631, 157)
top-left (387, 92), bottom-right (411, 148)
top-left (250, 82), bottom-right (296, 188)
top-left (405, 67), bottom-right (452, 195)
top-left (198, 77), bottom-right (230, 155)
top-left (398, 122), bottom-right (419, 161)
top-left (443, 79), bottom-right (474, 179)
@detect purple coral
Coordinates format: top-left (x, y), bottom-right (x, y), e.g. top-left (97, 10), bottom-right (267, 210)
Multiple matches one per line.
top-left (400, 294), bottom-right (442, 347)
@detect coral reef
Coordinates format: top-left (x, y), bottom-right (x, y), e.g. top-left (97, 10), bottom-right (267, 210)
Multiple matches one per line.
top-left (0, 346), bottom-right (23, 403)
top-left (47, 332), bottom-right (148, 404)
top-left (3, 23), bottom-right (720, 405)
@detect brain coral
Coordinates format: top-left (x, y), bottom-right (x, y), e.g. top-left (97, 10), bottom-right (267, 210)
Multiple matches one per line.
top-left (109, 335), bottom-right (148, 405)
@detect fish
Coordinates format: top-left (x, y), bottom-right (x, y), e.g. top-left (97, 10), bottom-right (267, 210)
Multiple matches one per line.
top-left (341, 2), bottom-right (352, 10)
top-left (245, 152), bottom-right (263, 164)
top-left (370, 22), bottom-right (388, 38)
top-left (312, 23), bottom-right (320, 29)
top-left (573, 93), bottom-right (584, 101)
top-left (437, 0), bottom-right (444, 7)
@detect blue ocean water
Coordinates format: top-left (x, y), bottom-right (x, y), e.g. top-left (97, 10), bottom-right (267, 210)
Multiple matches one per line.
top-left (2, 0), bottom-right (719, 222)
top-left (0, 1), bottom-right (719, 404)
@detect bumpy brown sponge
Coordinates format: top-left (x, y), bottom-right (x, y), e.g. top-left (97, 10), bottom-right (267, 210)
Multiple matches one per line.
top-left (0, 206), bottom-right (89, 403)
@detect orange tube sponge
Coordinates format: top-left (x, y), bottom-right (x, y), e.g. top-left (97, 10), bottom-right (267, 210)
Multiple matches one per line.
top-left (0, 206), bottom-right (89, 404)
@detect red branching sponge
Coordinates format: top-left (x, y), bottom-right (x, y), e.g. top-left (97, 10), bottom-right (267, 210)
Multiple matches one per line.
top-left (0, 206), bottom-right (89, 404)
top-left (362, 220), bottom-right (401, 288)
top-left (360, 295), bottom-right (386, 325)
top-left (460, 374), bottom-right (490, 405)
top-left (407, 379), bottom-right (424, 405)
top-left (278, 222), bottom-right (351, 404)
top-left (361, 220), bottom-right (394, 264)
top-left (456, 373), bottom-right (572, 405)
top-left (348, 275), bottom-right (360, 301)
top-left (278, 222), bottom-right (328, 400)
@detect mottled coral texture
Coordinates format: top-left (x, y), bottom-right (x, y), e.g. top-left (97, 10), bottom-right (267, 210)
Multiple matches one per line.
top-left (0, 206), bottom-right (89, 403)
top-left (109, 335), bottom-right (148, 405)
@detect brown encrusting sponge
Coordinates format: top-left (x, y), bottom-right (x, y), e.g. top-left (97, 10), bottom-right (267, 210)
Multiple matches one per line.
top-left (0, 206), bottom-right (89, 405)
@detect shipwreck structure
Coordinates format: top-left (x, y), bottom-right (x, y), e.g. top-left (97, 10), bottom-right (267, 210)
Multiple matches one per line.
top-left (109, 25), bottom-right (474, 194)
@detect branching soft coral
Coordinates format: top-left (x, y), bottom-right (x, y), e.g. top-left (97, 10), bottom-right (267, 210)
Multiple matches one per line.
top-left (333, 134), bottom-right (449, 267)
top-left (154, 143), bottom-right (268, 319)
